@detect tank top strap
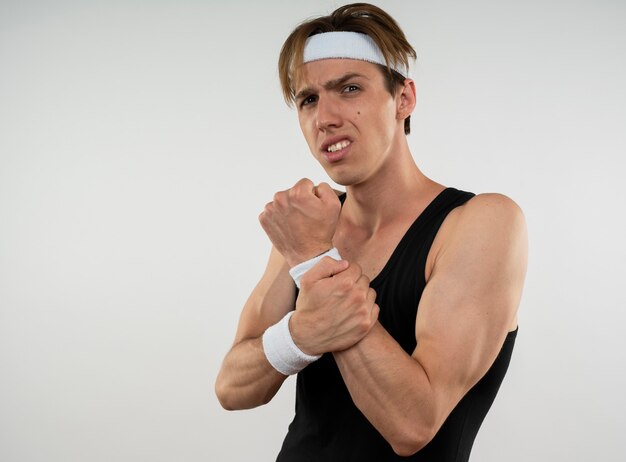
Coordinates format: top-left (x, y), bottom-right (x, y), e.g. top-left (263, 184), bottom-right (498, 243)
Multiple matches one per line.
top-left (412, 187), bottom-right (475, 283)
top-left (371, 187), bottom-right (475, 286)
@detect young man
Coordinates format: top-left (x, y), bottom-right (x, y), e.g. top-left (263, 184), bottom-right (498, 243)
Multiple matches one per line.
top-left (215, 4), bottom-right (527, 461)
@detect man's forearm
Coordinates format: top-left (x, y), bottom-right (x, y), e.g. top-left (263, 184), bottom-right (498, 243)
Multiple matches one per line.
top-left (333, 323), bottom-right (438, 456)
top-left (215, 336), bottom-right (288, 410)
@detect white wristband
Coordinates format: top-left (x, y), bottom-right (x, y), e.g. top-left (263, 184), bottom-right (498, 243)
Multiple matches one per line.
top-left (262, 311), bottom-right (321, 375)
top-left (289, 247), bottom-right (343, 288)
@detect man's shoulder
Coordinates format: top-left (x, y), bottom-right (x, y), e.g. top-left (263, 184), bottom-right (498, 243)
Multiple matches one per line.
top-left (443, 192), bottom-right (527, 256)
top-left (432, 192), bottom-right (525, 259)
top-left (424, 190), bottom-right (528, 313)
top-left (459, 192), bottom-right (525, 230)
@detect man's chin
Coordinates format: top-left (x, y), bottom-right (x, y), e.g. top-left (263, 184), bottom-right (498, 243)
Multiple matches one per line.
top-left (320, 164), bottom-right (362, 187)
top-left (328, 177), bottom-right (359, 188)
top-left (324, 172), bottom-right (350, 187)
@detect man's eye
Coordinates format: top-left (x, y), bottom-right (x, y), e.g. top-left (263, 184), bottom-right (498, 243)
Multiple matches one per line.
top-left (343, 85), bottom-right (360, 93)
top-left (301, 95), bottom-right (317, 107)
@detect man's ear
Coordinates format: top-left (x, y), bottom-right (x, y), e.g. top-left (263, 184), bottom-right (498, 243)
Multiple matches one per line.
top-left (396, 78), bottom-right (416, 121)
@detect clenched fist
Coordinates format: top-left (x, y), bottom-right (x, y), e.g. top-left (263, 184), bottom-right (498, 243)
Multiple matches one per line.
top-left (259, 178), bottom-right (342, 267)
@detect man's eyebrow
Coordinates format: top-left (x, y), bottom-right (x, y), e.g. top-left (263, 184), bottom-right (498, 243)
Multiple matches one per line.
top-left (295, 72), bottom-right (369, 101)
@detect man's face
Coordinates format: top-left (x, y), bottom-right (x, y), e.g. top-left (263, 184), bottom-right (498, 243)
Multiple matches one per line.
top-left (294, 59), bottom-right (404, 187)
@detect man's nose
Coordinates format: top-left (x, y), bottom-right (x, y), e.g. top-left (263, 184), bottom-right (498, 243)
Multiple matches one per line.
top-left (315, 97), bottom-right (342, 131)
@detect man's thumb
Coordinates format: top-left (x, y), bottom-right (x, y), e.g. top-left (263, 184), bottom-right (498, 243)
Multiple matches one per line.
top-left (301, 256), bottom-right (348, 286)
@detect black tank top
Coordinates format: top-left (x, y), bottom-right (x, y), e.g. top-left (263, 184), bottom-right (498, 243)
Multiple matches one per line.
top-left (276, 187), bottom-right (517, 462)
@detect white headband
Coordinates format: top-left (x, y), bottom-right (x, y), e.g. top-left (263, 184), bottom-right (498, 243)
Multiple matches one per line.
top-left (302, 31), bottom-right (409, 77)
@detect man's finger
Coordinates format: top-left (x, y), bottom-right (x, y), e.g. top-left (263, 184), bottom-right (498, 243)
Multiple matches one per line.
top-left (294, 178), bottom-right (314, 192)
top-left (300, 256), bottom-right (349, 287)
top-left (369, 303), bottom-right (380, 325)
top-left (313, 182), bottom-right (337, 202)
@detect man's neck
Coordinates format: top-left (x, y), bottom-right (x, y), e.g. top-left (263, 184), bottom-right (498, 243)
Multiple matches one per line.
top-left (341, 147), bottom-right (441, 236)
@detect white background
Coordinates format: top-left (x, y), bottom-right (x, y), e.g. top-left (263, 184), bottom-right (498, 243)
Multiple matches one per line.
top-left (1, 1), bottom-right (625, 461)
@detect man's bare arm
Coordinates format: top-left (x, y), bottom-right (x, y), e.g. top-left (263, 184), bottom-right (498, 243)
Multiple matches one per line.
top-left (333, 194), bottom-right (528, 456)
top-left (215, 246), bottom-right (296, 410)
top-left (216, 180), bottom-right (361, 410)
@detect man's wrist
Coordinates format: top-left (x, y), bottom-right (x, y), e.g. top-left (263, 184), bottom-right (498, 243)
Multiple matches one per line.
top-left (289, 247), bottom-right (343, 288)
top-left (262, 311), bottom-right (321, 376)
top-left (285, 243), bottom-right (335, 268)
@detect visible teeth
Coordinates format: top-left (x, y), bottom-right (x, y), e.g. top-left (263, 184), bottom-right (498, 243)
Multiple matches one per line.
top-left (327, 140), bottom-right (351, 152)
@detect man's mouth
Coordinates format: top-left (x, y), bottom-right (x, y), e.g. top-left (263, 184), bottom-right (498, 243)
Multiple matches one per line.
top-left (326, 140), bottom-right (351, 152)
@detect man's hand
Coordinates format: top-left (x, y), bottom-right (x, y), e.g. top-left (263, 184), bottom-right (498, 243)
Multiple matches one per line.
top-left (290, 257), bottom-right (380, 355)
top-left (259, 178), bottom-right (341, 267)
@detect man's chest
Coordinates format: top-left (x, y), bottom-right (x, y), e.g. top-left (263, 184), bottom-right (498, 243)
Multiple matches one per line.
top-left (331, 207), bottom-right (460, 284)
top-left (333, 235), bottom-right (396, 282)
top-left (332, 220), bottom-right (420, 283)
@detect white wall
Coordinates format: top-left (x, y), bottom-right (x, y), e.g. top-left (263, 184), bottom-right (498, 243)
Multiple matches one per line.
top-left (1, 0), bottom-right (624, 460)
